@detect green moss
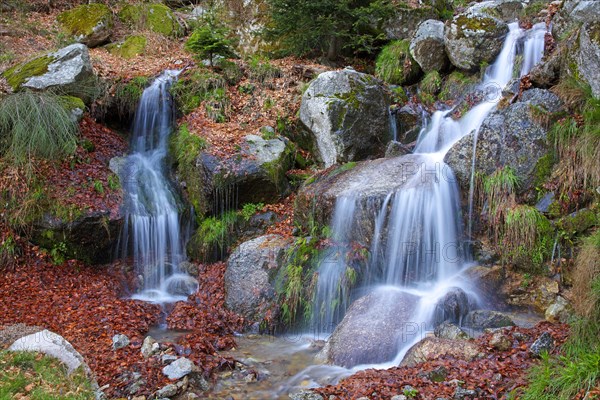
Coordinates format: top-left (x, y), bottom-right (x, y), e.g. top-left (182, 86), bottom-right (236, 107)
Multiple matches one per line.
top-left (533, 152), bottom-right (555, 189)
top-left (1, 55), bottom-right (54, 91)
top-left (439, 71), bottom-right (476, 102)
top-left (558, 209), bottom-right (598, 236)
top-left (118, 4), bottom-right (182, 37)
top-left (114, 76), bottom-right (149, 117)
top-left (454, 14), bottom-right (498, 36)
top-left (187, 210), bottom-right (238, 262)
top-left (106, 35), bottom-right (147, 59)
top-left (57, 3), bottom-right (112, 37)
top-left (58, 95), bottom-right (85, 112)
top-left (170, 68), bottom-right (227, 116)
top-left (375, 40), bottom-right (421, 85)
top-left (421, 70), bottom-right (442, 95)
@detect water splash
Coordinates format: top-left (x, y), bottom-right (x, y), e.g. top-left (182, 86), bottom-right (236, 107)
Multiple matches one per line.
top-left (119, 70), bottom-right (198, 304)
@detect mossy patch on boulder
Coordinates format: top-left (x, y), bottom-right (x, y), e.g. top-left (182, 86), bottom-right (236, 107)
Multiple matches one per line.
top-left (1, 55), bottom-right (54, 91)
top-left (118, 4), bottom-right (183, 37)
top-left (106, 35), bottom-right (147, 59)
top-left (57, 3), bottom-right (113, 47)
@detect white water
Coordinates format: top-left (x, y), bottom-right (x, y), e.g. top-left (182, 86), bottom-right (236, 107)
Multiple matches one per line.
top-left (298, 22), bottom-right (546, 392)
top-left (119, 70), bottom-right (198, 304)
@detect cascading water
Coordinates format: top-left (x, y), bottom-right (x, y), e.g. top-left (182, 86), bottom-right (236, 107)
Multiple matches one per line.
top-left (119, 70), bottom-right (198, 304)
top-left (308, 21), bottom-right (546, 375)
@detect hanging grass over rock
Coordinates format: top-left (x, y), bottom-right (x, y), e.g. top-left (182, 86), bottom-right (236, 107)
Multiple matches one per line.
top-left (573, 230), bottom-right (600, 318)
top-left (0, 91), bottom-right (78, 165)
top-left (113, 76), bottom-right (148, 119)
top-left (375, 40), bottom-right (421, 85)
top-left (478, 166), bottom-right (520, 242)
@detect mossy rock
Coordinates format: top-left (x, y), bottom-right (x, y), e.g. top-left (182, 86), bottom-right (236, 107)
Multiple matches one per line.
top-left (106, 35), bottom-right (147, 59)
top-left (58, 95), bottom-right (85, 122)
top-left (375, 40), bottom-right (421, 85)
top-left (557, 208), bottom-right (598, 236)
top-left (1, 55), bottom-right (54, 91)
top-left (57, 3), bottom-right (113, 47)
top-left (118, 4), bottom-right (183, 37)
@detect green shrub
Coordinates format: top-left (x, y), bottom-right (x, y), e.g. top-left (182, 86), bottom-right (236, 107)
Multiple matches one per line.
top-left (185, 25), bottom-right (235, 67)
top-left (239, 202), bottom-right (264, 221)
top-left (375, 40), bottom-right (421, 85)
top-left (0, 91), bottom-right (78, 165)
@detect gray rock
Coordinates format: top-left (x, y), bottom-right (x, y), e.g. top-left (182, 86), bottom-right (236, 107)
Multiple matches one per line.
top-left (22, 44), bottom-right (95, 97)
top-left (161, 354), bottom-right (179, 364)
top-left (391, 395), bottom-right (408, 400)
top-left (318, 288), bottom-right (419, 368)
top-left (463, 310), bottom-right (515, 329)
top-left (468, 0), bottom-right (525, 22)
top-left (385, 140), bottom-right (412, 157)
top-left (299, 69), bottom-right (391, 167)
top-left (410, 19), bottom-right (449, 73)
top-left (530, 332), bottom-right (554, 357)
top-left (444, 12), bottom-right (509, 71)
top-left (394, 103), bottom-right (427, 145)
top-left (553, 0), bottom-right (600, 37)
top-left (445, 89), bottom-right (563, 193)
top-left (112, 334), bottom-right (130, 350)
top-left (576, 21), bottom-right (600, 99)
top-left (155, 384), bottom-right (178, 398)
top-left (401, 337), bottom-right (481, 367)
top-left (489, 330), bottom-right (512, 351)
top-left (162, 357), bottom-right (197, 380)
top-left (454, 387), bottom-right (478, 399)
top-left (428, 366), bottom-right (449, 383)
top-left (289, 390), bottom-right (324, 400)
top-left (225, 235), bottom-right (293, 324)
top-left (434, 321), bottom-right (469, 340)
top-left (545, 296), bottom-right (571, 323)
top-left (385, 6), bottom-right (438, 40)
top-left (9, 330), bottom-right (87, 374)
top-left (433, 287), bottom-right (470, 326)
top-left (141, 336), bottom-right (159, 358)
top-left (57, 4), bottom-right (113, 47)
top-left (536, 192), bottom-right (555, 213)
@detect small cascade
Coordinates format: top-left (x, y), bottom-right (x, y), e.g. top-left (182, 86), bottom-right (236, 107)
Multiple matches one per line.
top-left (119, 70), bottom-right (198, 304)
top-left (388, 108), bottom-right (398, 141)
top-left (520, 22), bottom-right (548, 77)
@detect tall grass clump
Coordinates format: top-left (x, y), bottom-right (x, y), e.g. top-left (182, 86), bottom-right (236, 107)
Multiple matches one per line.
top-left (375, 40), bottom-right (421, 85)
top-left (0, 91), bottom-right (78, 165)
top-left (478, 166), bottom-right (520, 241)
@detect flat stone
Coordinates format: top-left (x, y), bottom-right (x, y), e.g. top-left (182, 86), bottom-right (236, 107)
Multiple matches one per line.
top-left (162, 357), bottom-right (196, 380)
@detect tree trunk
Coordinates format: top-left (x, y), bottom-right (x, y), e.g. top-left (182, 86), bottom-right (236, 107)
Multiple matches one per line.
top-left (327, 36), bottom-right (340, 61)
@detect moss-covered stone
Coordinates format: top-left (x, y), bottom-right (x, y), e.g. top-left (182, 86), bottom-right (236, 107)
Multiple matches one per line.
top-left (454, 14), bottom-right (499, 38)
top-left (106, 35), bottom-right (147, 59)
top-left (58, 95), bottom-right (85, 112)
top-left (1, 55), bottom-right (54, 91)
top-left (532, 152), bottom-right (555, 189)
top-left (57, 3), bottom-right (113, 47)
top-left (118, 4), bottom-right (182, 37)
top-left (557, 208), bottom-right (598, 236)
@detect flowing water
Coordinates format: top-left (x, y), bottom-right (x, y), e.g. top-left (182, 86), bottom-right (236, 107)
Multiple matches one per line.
top-left (119, 70), bottom-right (199, 304)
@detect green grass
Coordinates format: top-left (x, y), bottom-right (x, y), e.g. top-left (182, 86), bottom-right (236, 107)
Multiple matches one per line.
top-left (247, 56), bottom-right (282, 84)
top-left (114, 76), bottom-right (149, 118)
top-left (420, 71), bottom-right (442, 95)
top-left (0, 351), bottom-right (95, 399)
top-left (0, 91), bottom-right (78, 166)
top-left (170, 68), bottom-right (228, 117)
top-left (375, 40), bottom-right (420, 85)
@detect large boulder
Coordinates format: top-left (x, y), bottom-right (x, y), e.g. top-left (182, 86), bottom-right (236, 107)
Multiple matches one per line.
top-left (576, 21), bottom-right (600, 99)
top-left (317, 288), bottom-right (419, 368)
top-left (468, 0), bottom-right (525, 22)
top-left (118, 3), bottom-right (183, 37)
top-left (57, 3), bottom-right (113, 47)
top-left (410, 20), bottom-right (450, 73)
top-left (445, 89), bottom-right (563, 193)
top-left (299, 69), bottom-right (391, 167)
top-left (225, 235), bottom-right (293, 326)
top-left (444, 12), bottom-right (509, 71)
top-left (385, 5), bottom-right (438, 40)
top-left (432, 287), bottom-right (470, 326)
top-left (2, 44), bottom-right (94, 98)
top-left (400, 337), bottom-right (481, 367)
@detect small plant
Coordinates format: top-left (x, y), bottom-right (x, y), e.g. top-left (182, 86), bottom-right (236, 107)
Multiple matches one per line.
top-left (521, 272), bottom-right (532, 288)
top-left (92, 180), bottom-right (104, 194)
top-left (263, 97), bottom-right (275, 110)
top-left (170, 69), bottom-right (227, 116)
top-left (421, 70), bottom-right (442, 95)
top-left (185, 25), bottom-right (234, 67)
top-left (0, 235), bottom-right (18, 270)
top-left (50, 241), bottom-right (68, 265)
top-left (375, 40), bottom-right (421, 85)
top-left (403, 385), bottom-right (419, 398)
top-left (239, 202), bottom-right (264, 221)
top-left (247, 55), bottom-right (282, 84)
top-left (114, 76), bottom-right (149, 118)
top-left (107, 174), bottom-right (120, 191)
top-left (239, 84), bottom-right (255, 95)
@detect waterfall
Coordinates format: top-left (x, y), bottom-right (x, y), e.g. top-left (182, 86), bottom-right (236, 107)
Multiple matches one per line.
top-left (119, 70), bottom-right (198, 304)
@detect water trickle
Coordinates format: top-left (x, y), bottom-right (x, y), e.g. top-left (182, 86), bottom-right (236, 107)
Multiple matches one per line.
top-left (388, 108), bottom-right (398, 142)
top-left (119, 70), bottom-right (198, 304)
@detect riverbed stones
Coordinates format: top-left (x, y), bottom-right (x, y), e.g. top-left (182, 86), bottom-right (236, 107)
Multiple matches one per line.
top-left (289, 391), bottom-right (324, 400)
top-left (530, 332), bottom-right (554, 357)
top-left (225, 235), bottom-right (293, 326)
top-left (155, 383), bottom-right (178, 398)
top-left (410, 20), bottom-right (449, 72)
top-left (112, 334), bottom-right (130, 350)
top-left (317, 288), bottom-right (419, 368)
top-left (443, 11), bottom-right (509, 71)
top-left (400, 337), bottom-right (481, 367)
top-left (162, 357), bottom-right (197, 380)
top-left (141, 336), bottom-right (159, 358)
top-left (299, 68), bottom-right (391, 167)
top-left (489, 330), bottom-right (512, 351)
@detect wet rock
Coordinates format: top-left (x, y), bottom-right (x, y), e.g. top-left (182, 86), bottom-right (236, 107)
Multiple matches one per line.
top-left (394, 103), bottom-right (427, 145)
top-left (318, 288), bottom-right (419, 368)
top-left (410, 19), bottom-right (449, 73)
top-left (178, 261), bottom-right (199, 277)
top-left (434, 321), bottom-right (469, 340)
top-left (9, 330), bottom-right (88, 374)
top-left (536, 192), bottom-right (555, 213)
top-left (289, 390), bottom-right (324, 400)
top-left (141, 336), bottom-right (159, 358)
top-left (162, 357), bottom-right (197, 380)
top-left (463, 310), bottom-right (515, 329)
top-left (489, 330), bottom-right (512, 351)
top-left (225, 235), bottom-right (293, 326)
top-left (444, 12), bottom-right (509, 71)
top-left (468, 0), bottom-right (524, 22)
top-left (155, 384), bottom-right (178, 398)
top-left (545, 296), bottom-right (572, 323)
top-left (433, 287), bottom-right (470, 326)
top-left (530, 332), bottom-right (554, 357)
top-left (401, 337), bottom-right (481, 367)
top-left (112, 334), bottom-right (130, 350)
top-left (299, 69), bottom-right (391, 167)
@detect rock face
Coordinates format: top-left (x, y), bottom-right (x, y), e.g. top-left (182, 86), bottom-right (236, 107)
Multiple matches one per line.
top-left (400, 337), bottom-right (480, 367)
top-left (299, 69), bottom-right (391, 167)
top-left (317, 288), bottom-right (419, 368)
top-left (57, 3), bottom-right (113, 47)
top-left (444, 12), bottom-right (509, 71)
top-left (9, 330), bottom-right (88, 374)
top-left (118, 3), bottom-right (183, 37)
top-left (410, 20), bottom-right (449, 73)
top-left (553, 0), bottom-right (600, 37)
top-left (225, 235), bottom-right (293, 325)
top-left (445, 89), bottom-right (563, 193)
top-left (2, 44), bottom-right (94, 97)
top-left (576, 21), bottom-right (600, 99)
top-left (385, 6), bottom-right (438, 40)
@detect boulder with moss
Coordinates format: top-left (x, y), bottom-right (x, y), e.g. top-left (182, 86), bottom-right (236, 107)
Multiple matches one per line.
top-left (299, 68), bottom-right (391, 167)
top-left (57, 3), bottom-right (113, 47)
top-left (445, 89), bottom-right (563, 193)
top-left (468, 0), bottom-right (525, 22)
top-left (106, 35), bottom-right (147, 59)
top-left (444, 11), bottom-right (509, 71)
top-left (58, 95), bottom-right (85, 123)
top-left (410, 19), bottom-right (449, 73)
top-left (2, 44), bottom-right (94, 101)
top-left (118, 4), bottom-right (183, 37)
